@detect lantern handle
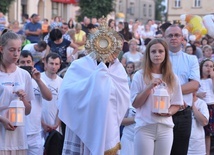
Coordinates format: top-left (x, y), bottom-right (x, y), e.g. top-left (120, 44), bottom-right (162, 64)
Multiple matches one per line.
top-left (155, 82), bottom-right (167, 89)
top-left (160, 82), bottom-right (167, 87)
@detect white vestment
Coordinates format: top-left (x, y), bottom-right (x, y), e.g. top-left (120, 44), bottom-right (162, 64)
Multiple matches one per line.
top-left (58, 55), bottom-right (130, 155)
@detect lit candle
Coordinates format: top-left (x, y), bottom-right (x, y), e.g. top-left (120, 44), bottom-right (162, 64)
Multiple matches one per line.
top-left (17, 113), bottom-right (23, 122)
top-left (160, 100), bottom-right (165, 109)
top-left (155, 100), bottom-right (159, 109)
top-left (10, 108), bottom-right (16, 122)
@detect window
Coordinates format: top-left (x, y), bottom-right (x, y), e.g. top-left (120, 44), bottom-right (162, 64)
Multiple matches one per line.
top-left (52, 2), bottom-right (58, 18)
top-left (149, 4), bottom-right (152, 17)
top-left (194, 0), bottom-right (201, 7)
top-left (119, 0), bottom-right (123, 12)
top-left (143, 4), bottom-right (147, 17)
top-left (130, 2), bottom-right (134, 15)
top-left (174, 0), bottom-right (181, 7)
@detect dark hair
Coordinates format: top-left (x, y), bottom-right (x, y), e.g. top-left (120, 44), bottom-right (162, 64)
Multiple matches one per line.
top-left (43, 18), bottom-right (48, 22)
top-left (146, 19), bottom-right (152, 24)
top-left (108, 19), bottom-right (115, 28)
top-left (49, 29), bottom-right (62, 41)
top-left (125, 61), bottom-right (135, 74)
top-left (45, 52), bottom-right (62, 64)
top-left (191, 44), bottom-right (196, 54)
top-left (199, 58), bottom-right (214, 78)
top-left (77, 53), bottom-right (86, 59)
top-left (118, 21), bottom-right (123, 25)
top-left (87, 23), bottom-right (96, 30)
top-left (37, 40), bottom-right (47, 49)
top-left (20, 50), bottom-right (33, 61)
top-left (31, 13), bottom-right (38, 18)
top-left (144, 38), bottom-right (152, 46)
top-left (62, 22), bottom-right (68, 26)
top-left (1, 29), bottom-right (11, 36)
top-left (185, 45), bottom-right (196, 55)
top-left (160, 22), bottom-right (172, 33)
top-left (68, 19), bottom-right (74, 29)
top-left (22, 13), bottom-right (29, 19)
top-left (201, 37), bottom-right (208, 45)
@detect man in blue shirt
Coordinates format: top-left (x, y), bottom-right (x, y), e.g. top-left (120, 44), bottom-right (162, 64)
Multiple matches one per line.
top-left (25, 14), bottom-right (42, 43)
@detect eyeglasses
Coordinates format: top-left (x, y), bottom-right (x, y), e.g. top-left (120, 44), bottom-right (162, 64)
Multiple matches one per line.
top-left (166, 33), bottom-right (182, 38)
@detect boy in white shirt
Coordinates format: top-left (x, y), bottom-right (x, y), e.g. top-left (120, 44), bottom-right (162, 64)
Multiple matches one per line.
top-left (187, 92), bottom-right (209, 155)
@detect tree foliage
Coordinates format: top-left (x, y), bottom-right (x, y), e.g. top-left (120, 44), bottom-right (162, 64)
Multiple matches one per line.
top-left (77, 0), bottom-right (114, 22)
top-left (155, 0), bottom-right (166, 21)
top-left (0, 0), bottom-right (15, 14)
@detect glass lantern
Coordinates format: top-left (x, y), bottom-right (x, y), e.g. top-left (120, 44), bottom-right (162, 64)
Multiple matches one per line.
top-left (152, 83), bottom-right (170, 114)
top-left (8, 98), bottom-right (25, 126)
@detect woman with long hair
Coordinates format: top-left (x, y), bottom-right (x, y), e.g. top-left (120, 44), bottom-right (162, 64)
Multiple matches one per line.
top-left (119, 22), bottom-right (133, 53)
top-left (131, 38), bottom-right (183, 155)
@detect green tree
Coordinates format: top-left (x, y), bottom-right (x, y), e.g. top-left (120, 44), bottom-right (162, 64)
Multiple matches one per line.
top-left (77, 0), bottom-right (114, 22)
top-left (0, 0), bottom-right (15, 14)
top-left (155, 0), bottom-right (166, 21)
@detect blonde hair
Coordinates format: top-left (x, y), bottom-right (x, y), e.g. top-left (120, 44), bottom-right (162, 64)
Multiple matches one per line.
top-left (75, 23), bottom-right (82, 30)
top-left (67, 29), bottom-right (76, 38)
top-left (128, 38), bottom-right (138, 45)
top-left (0, 31), bottom-right (21, 71)
top-left (202, 45), bottom-right (212, 52)
top-left (142, 38), bottom-right (176, 92)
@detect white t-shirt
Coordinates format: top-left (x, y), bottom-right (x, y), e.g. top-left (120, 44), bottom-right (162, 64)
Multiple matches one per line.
top-left (0, 67), bottom-right (34, 150)
top-left (169, 51), bottom-right (200, 106)
top-left (121, 108), bottom-right (136, 141)
top-left (131, 70), bottom-right (183, 128)
top-left (25, 79), bottom-right (47, 135)
top-left (122, 52), bottom-right (143, 71)
top-left (187, 98), bottom-right (209, 155)
top-left (140, 30), bottom-right (154, 39)
top-left (41, 72), bottom-right (62, 126)
top-left (23, 43), bottom-right (46, 64)
top-left (198, 78), bottom-right (214, 105)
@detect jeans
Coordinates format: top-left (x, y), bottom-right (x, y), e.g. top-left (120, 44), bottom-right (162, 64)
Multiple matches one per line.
top-left (171, 106), bottom-right (192, 155)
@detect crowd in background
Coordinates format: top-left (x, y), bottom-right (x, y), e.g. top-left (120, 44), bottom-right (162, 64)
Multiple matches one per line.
top-left (0, 10), bottom-right (214, 155)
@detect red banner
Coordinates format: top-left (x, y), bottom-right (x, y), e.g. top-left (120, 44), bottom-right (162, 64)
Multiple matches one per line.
top-left (52, 0), bottom-right (78, 4)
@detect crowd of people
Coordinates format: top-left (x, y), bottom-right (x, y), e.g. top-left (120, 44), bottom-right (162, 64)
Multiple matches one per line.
top-left (0, 11), bottom-right (214, 155)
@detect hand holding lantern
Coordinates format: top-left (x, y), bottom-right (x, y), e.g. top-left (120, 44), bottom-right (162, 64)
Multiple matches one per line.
top-left (8, 84), bottom-right (25, 126)
top-left (152, 83), bottom-right (170, 114)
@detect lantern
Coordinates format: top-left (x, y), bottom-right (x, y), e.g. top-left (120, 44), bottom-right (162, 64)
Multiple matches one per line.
top-left (152, 83), bottom-right (170, 114)
top-left (8, 98), bottom-right (25, 126)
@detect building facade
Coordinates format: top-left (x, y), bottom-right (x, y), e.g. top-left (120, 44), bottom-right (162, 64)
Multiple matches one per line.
top-left (6, 0), bottom-right (155, 26)
top-left (7, 0), bottom-right (79, 25)
top-left (167, 0), bottom-right (214, 24)
top-left (115, 0), bottom-right (155, 24)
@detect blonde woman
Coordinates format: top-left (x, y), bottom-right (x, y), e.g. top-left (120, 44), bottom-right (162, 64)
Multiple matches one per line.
top-left (74, 23), bottom-right (86, 55)
top-left (121, 39), bottom-right (143, 71)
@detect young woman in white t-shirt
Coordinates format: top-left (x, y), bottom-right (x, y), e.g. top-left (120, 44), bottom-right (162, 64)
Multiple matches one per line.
top-left (131, 38), bottom-right (183, 155)
top-left (196, 58), bottom-right (214, 155)
top-left (0, 31), bottom-right (34, 154)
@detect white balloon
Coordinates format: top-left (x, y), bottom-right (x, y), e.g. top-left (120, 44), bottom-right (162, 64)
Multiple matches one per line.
top-left (189, 35), bottom-right (196, 41)
top-left (203, 15), bottom-right (214, 38)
